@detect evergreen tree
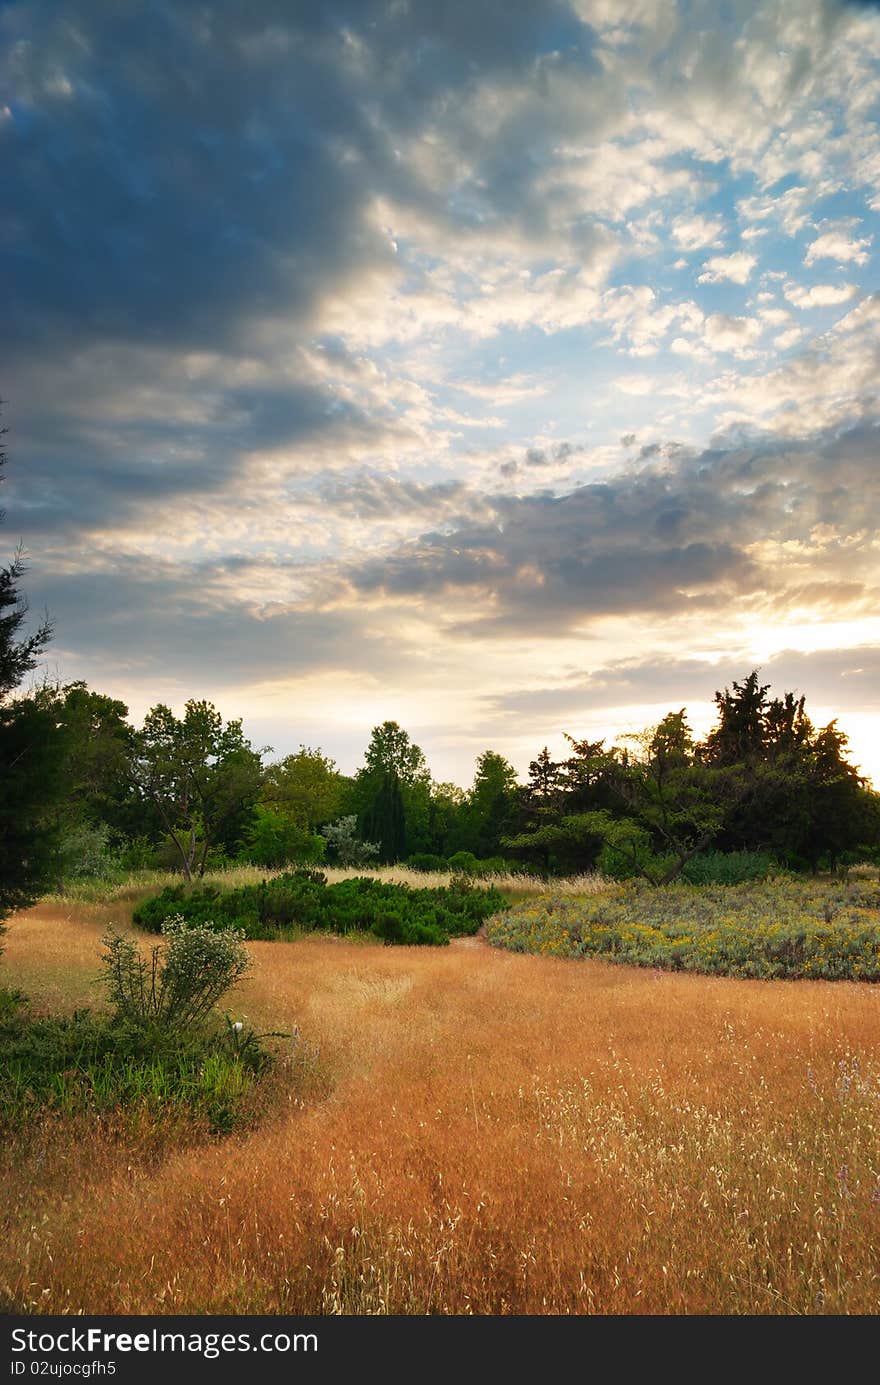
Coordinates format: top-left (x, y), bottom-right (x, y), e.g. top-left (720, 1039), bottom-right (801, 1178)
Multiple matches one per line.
top-left (362, 770), bottom-right (406, 863)
top-left (354, 721), bottom-right (432, 858)
top-left (453, 750), bottom-right (520, 858)
top-left (0, 410), bottom-right (66, 921)
top-left (527, 746), bottom-right (564, 810)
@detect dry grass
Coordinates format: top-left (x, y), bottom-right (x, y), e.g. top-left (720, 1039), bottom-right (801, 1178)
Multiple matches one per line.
top-left (2, 901), bottom-right (879, 1315)
top-left (45, 863), bottom-right (612, 909)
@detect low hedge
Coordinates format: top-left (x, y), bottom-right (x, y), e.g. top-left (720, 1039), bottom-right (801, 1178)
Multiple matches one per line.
top-left (133, 870), bottom-right (507, 946)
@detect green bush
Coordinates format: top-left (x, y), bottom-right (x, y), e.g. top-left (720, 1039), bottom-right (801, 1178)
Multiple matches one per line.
top-left (56, 820), bottom-right (124, 884)
top-left (446, 851), bottom-right (479, 873)
top-left (133, 869), bottom-right (506, 946)
top-left (1, 912), bottom-right (283, 1136)
top-left (681, 850), bottom-right (778, 885)
top-left (407, 853), bottom-right (446, 872)
top-left (101, 915), bottom-right (251, 1033)
top-left (0, 989), bottom-right (274, 1135)
top-left (236, 805), bottom-right (326, 868)
top-left (118, 836), bottom-right (162, 870)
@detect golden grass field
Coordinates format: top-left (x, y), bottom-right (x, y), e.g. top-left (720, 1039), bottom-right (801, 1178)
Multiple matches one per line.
top-left (2, 892), bottom-right (880, 1315)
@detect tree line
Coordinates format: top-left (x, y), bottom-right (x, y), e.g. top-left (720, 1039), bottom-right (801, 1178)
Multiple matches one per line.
top-left (2, 426), bottom-right (879, 922)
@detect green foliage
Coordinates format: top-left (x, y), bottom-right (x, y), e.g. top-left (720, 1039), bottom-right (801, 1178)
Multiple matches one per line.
top-left (127, 700), bottom-right (264, 883)
top-left (320, 815), bottom-right (379, 866)
top-left (362, 769), bottom-right (406, 863)
top-left (595, 815), bottom-right (667, 880)
top-left (447, 850), bottom-right (480, 873)
top-left (237, 804), bottom-right (326, 868)
top-left (361, 720), bottom-right (430, 786)
top-left (0, 987), bottom-right (272, 1135)
top-left (446, 850), bottom-right (513, 875)
top-left (0, 693), bottom-right (68, 924)
top-left (52, 681), bottom-right (133, 837)
top-left (452, 750), bottom-right (521, 858)
top-left (487, 876), bottom-right (880, 980)
top-left (56, 820), bottom-right (124, 884)
top-left (261, 746), bottom-right (347, 832)
top-left (119, 836), bottom-right (162, 870)
top-left (133, 870), bottom-right (506, 946)
top-left (681, 850), bottom-right (778, 885)
top-left (352, 721), bottom-right (433, 860)
top-left (0, 412), bottom-right (53, 701)
top-left (0, 417), bottom-right (67, 928)
top-left (503, 812), bottom-right (612, 874)
top-left (101, 915), bottom-right (251, 1033)
top-left (407, 852), bottom-right (447, 872)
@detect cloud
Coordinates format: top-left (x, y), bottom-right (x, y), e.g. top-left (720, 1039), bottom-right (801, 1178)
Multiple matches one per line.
top-left (670, 213), bottom-right (726, 250)
top-left (804, 225), bottom-right (873, 266)
top-left (737, 186), bottom-right (815, 237)
top-left (698, 252), bottom-right (757, 285)
top-left (3, 0), bottom-right (880, 785)
top-left (783, 281), bottom-right (859, 307)
top-left (485, 644), bottom-right (880, 722)
top-left (703, 313), bottom-right (763, 354)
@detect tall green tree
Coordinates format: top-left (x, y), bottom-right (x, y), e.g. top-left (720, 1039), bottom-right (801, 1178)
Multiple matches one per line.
top-left (354, 721), bottom-right (432, 859)
top-left (0, 411), bottom-right (66, 922)
top-left (453, 750), bottom-right (520, 858)
top-left (698, 671), bottom-right (877, 867)
top-left (53, 682), bottom-right (133, 832)
top-left (701, 670), bottom-right (771, 768)
top-left (361, 721), bottom-right (430, 785)
top-left (127, 700), bottom-right (264, 882)
top-left (561, 735), bottom-right (624, 813)
top-left (605, 710), bottom-right (726, 884)
top-left (425, 780), bottom-right (467, 858)
top-left (527, 746), bottom-right (564, 812)
top-left (362, 770), bottom-right (407, 863)
top-left (261, 746), bottom-right (347, 832)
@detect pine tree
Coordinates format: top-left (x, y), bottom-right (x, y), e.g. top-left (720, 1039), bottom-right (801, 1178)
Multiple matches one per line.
top-left (0, 409), bottom-right (66, 922)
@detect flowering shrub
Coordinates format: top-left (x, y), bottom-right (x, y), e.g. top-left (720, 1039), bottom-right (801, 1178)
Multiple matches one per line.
top-left (486, 877), bottom-right (880, 980)
top-left (101, 914), bottom-right (251, 1031)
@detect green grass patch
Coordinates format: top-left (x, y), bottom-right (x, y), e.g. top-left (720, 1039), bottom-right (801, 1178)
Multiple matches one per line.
top-left (133, 870), bottom-right (507, 946)
top-left (486, 876), bottom-right (880, 980)
top-left (0, 987), bottom-right (283, 1136)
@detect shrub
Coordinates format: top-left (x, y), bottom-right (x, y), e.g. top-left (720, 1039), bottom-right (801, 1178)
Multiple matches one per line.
top-left (101, 916), bottom-right (251, 1033)
top-left (56, 821), bottom-right (124, 884)
top-left (118, 836), bottom-right (161, 870)
top-left (133, 870), bottom-right (507, 946)
top-left (407, 853), bottom-right (446, 872)
top-left (0, 1000), bottom-right (273, 1135)
top-left (681, 850), bottom-right (778, 885)
top-left (486, 877), bottom-right (880, 980)
top-left (1, 928), bottom-right (280, 1135)
top-left (447, 851), bottom-right (479, 873)
top-left (320, 816), bottom-right (380, 866)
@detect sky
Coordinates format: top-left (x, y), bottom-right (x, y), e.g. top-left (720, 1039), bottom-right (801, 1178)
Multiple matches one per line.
top-left (2, 0), bottom-right (880, 789)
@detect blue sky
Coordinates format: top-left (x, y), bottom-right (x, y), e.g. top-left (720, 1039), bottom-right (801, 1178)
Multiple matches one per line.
top-left (3, 0), bottom-right (880, 785)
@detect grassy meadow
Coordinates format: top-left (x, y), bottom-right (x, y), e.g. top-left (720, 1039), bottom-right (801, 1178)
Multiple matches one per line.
top-left (2, 873), bottom-right (880, 1315)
